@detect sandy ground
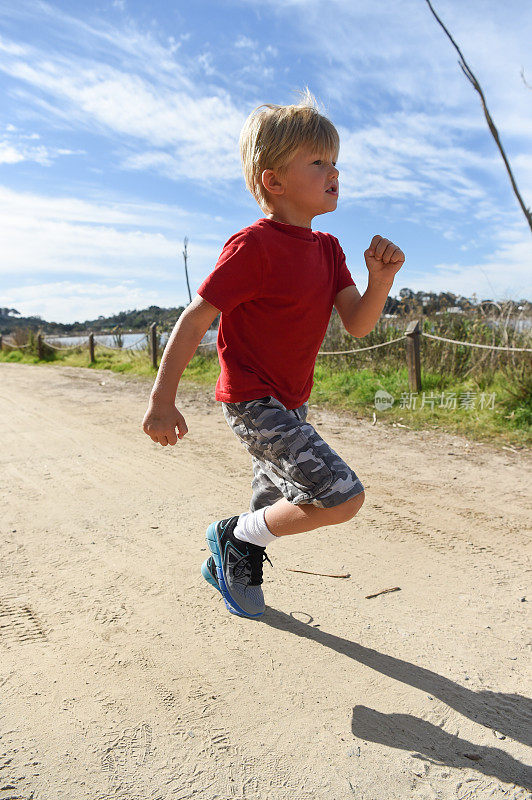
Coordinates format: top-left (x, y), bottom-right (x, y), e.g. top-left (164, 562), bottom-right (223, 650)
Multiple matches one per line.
top-left (0, 362), bottom-right (530, 800)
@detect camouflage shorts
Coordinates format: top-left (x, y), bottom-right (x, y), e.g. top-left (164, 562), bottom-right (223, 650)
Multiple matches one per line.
top-left (221, 395), bottom-right (365, 512)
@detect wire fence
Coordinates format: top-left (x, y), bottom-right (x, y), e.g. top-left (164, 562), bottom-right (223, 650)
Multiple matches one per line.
top-left (421, 331), bottom-right (532, 353)
top-left (1, 333), bottom-right (153, 352)
top-left (2, 328), bottom-right (530, 356)
top-left (44, 338), bottom-right (90, 351)
top-left (316, 331), bottom-right (532, 357)
top-left (1, 340), bottom-right (32, 349)
top-left (317, 334), bottom-right (408, 355)
top-left (1, 320), bottom-right (530, 394)
top-left (92, 334), bottom-right (149, 352)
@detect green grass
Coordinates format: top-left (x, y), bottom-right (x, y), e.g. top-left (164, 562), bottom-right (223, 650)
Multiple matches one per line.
top-left (310, 362), bottom-right (530, 446)
top-left (1, 346), bottom-right (530, 447)
top-left (0, 345), bottom-right (159, 376)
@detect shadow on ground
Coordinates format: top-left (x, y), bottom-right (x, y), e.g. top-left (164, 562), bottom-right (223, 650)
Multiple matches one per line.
top-left (259, 606), bottom-right (532, 791)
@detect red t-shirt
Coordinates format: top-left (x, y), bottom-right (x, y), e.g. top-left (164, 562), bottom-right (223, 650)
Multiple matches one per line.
top-left (197, 217), bottom-right (356, 410)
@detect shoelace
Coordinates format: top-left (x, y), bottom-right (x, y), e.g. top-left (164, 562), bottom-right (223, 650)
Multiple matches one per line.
top-left (233, 548), bottom-right (274, 586)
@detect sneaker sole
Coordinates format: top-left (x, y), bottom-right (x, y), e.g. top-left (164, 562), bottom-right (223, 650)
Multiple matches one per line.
top-left (205, 522), bottom-right (264, 619)
top-left (201, 559), bottom-right (248, 618)
top-left (200, 559), bottom-right (222, 593)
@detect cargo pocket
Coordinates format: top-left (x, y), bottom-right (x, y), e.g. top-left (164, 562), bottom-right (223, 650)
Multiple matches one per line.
top-left (268, 428), bottom-right (334, 502)
top-left (222, 404), bottom-right (267, 460)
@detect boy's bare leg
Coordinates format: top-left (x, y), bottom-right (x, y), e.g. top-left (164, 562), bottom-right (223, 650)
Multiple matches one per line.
top-left (264, 493), bottom-right (365, 537)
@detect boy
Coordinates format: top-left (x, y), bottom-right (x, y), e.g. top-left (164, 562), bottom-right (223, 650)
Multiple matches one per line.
top-left (142, 92), bottom-right (404, 620)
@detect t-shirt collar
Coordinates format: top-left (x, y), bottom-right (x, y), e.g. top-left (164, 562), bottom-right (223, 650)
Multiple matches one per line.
top-left (258, 217), bottom-right (316, 241)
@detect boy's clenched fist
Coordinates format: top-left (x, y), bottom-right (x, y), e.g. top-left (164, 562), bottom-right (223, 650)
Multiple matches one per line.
top-left (364, 235), bottom-right (405, 286)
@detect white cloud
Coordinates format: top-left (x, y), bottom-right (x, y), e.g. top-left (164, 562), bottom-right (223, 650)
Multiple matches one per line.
top-left (235, 36), bottom-right (255, 49)
top-left (1, 280), bottom-right (164, 323)
top-left (0, 37), bottom-right (27, 57)
top-left (197, 52), bottom-right (216, 76)
top-left (0, 185), bottom-right (193, 228)
top-left (336, 115), bottom-right (502, 220)
top-left (0, 185), bottom-right (224, 284)
top-left (231, 35), bottom-right (277, 81)
top-left (0, 182), bottom-right (236, 322)
top-left (0, 129), bottom-right (82, 165)
top-left (405, 226), bottom-right (532, 301)
top-left (242, 0), bottom-right (532, 126)
top-left (0, 143), bottom-right (27, 164)
top-left (0, 16), bottom-right (246, 184)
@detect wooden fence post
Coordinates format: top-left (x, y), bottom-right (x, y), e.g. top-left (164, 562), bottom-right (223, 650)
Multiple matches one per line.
top-left (37, 332), bottom-right (44, 360)
top-left (89, 332), bottom-right (95, 363)
top-left (405, 320), bottom-right (422, 392)
top-left (150, 323), bottom-right (158, 369)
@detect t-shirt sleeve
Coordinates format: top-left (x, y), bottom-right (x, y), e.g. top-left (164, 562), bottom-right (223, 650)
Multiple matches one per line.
top-left (333, 236), bottom-right (357, 295)
top-left (197, 229), bottom-right (263, 315)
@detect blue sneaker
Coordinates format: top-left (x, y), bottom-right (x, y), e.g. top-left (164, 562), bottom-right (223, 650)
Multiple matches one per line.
top-left (205, 516), bottom-right (273, 618)
top-left (201, 555), bottom-right (222, 595)
top-left (201, 555), bottom-right (249, 618)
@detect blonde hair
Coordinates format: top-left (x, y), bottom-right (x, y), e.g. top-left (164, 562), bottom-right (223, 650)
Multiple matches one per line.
top-left (239, 87), bottom-right (339, 211)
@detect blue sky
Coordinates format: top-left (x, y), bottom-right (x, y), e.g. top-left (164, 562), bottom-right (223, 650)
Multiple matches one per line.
top-left (1, 0), bottom-right (531, 323)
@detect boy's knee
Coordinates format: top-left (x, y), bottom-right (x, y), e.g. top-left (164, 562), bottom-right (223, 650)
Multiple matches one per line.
top-left (324, 490), bottom-right (365, 524)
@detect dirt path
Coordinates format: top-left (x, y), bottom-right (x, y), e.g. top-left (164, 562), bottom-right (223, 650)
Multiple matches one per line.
top-left (0, 362), bottom-right (530, 800)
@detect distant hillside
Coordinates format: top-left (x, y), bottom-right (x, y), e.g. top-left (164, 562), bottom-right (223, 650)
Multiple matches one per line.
top-left (0, 305), bottom-right (219, 335)
top-left (1, 291), bottom-right (529, 335)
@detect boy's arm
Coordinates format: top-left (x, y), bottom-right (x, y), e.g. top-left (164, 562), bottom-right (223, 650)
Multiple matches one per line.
top-left (142, 293), bottom-right (220, 446)
top-left (334, 235), bottom-right (405, 338)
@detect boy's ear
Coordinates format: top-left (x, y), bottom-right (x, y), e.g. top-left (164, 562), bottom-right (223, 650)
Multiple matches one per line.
top-left (261, 168), bottom-right (285, 196)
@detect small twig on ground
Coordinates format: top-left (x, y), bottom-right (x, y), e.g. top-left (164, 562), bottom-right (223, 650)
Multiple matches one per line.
top-left (365, 586), bottom-right (401, 599)
top-left (286, 568), bottom-right (350, 578)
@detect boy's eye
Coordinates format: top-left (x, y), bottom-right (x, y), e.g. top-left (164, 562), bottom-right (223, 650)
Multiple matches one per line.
top-left (313, 159), bottom-right (337, 166)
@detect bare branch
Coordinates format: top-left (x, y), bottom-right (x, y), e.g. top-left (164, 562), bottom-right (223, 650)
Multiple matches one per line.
top-left (182, 236), bottom-right (192, 305)
top-left (424, 0), bottom-right (532, 233)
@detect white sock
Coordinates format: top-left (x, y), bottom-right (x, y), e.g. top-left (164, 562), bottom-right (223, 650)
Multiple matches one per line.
top-left (233, 507), bottom-right (279, 547)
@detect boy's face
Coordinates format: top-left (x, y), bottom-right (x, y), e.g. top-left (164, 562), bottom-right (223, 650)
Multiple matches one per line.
top-left (265, 145), bottom-right (339, 226)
